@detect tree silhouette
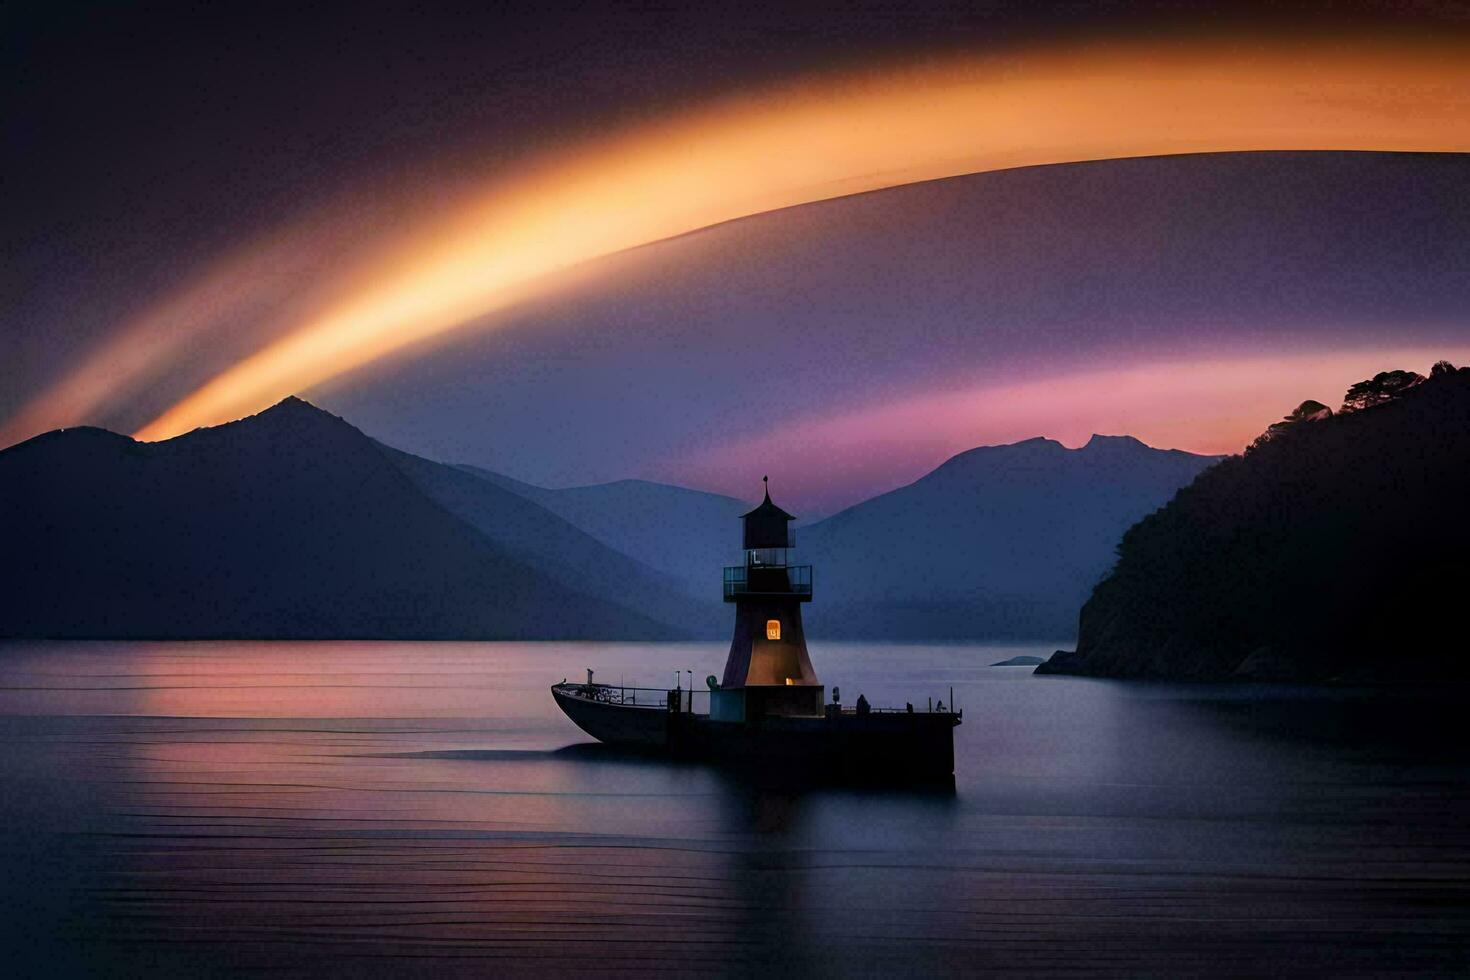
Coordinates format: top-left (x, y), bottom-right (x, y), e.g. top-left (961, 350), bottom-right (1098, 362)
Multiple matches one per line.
top-left (1431, 359), bottom-right (1458, 378)
top-left (1341, 370), bottom-right (1424, 412)
top-left (1250, 399), bottom-right (1333, 451)
top-left (1041, 364), bottom-right (1470, 681)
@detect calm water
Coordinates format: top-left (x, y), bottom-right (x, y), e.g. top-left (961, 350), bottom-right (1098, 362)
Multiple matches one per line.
top-left (1, 640), bottom-right (1468, 978)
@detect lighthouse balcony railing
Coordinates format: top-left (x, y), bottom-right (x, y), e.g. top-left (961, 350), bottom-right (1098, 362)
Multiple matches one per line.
top-left (723, 564), bottom-right (813, 600)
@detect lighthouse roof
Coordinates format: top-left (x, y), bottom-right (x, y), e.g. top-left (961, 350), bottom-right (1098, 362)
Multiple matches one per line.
top-left (741, 480), bottom-right (794, 550)
top-left (741, 487), bottom-right (795, 522)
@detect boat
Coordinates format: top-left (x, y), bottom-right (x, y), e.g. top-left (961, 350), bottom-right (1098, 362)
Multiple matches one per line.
top-left (552, 478), bottom-right (961, 778)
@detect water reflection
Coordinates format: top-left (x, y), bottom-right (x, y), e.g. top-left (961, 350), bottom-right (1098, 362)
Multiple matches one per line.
top-left (1, 640), bottom-right (1468, 976)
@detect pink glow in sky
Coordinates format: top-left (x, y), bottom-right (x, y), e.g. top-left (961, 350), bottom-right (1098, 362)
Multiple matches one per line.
top-left (667, 347), bottom-right (1470, 515)
top-left (6, 32), bottom-right (1466, 449)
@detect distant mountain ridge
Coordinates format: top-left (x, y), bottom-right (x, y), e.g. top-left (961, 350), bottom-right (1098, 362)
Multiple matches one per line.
top-left (456, 465), bottom-right (748, 598)
top-left (0, 398), bottom-right (687, 639)
top-left (1040, 366), bottom-right (1470, 680)
top-left (795, 434), bottom-right (1222, 639)
top-left (1, 397), bottom-right (1220, 642)
top-left (456, 436), bottom-right (1222, 640)
top-left (386, 450), bottom-right (724, 634)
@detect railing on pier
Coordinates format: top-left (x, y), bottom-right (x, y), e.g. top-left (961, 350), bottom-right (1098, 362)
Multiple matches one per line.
top-left (559, 682), bottom-right (709, 713)
top-left (829, 704), bottom-right (963, 717)
top-left (558, 681), bottom-right (959, 719)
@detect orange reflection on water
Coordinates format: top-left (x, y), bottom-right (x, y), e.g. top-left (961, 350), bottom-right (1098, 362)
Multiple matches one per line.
top-left (0, 640), bottom-right (550, 719)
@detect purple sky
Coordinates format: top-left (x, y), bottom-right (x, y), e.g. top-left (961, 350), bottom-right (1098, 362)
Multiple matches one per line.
top-left (5, 3), bottom-right (1470, 514)
top-left (315, 151), bottom-right (1470, 513)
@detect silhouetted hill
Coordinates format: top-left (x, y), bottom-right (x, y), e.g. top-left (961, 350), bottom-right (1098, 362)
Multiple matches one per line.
top-left (456, 467), bottom-right (747, 598)
top-left (0, 397), bottom-right (1221, 642)
top-left (385, 451), bottom-right (721, 633)
top-left (460, 440), bottom-right (1217, 639)
top-left (0, 398), bottom-right (678, 639)
top-left (797, 435), bottom-right (1221, 639)
top-left (1040, 368), bottom-right (1470, 680)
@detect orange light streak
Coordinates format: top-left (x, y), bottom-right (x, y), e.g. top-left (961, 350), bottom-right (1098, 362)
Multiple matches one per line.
top-left (22, 34), bottom-right (1470, 443)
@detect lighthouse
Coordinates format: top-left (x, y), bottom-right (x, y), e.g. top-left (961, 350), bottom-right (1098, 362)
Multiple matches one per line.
top-left (551, 474), bottom-right (961, 776)
top-left (712, 478), bottom-right (822, 722)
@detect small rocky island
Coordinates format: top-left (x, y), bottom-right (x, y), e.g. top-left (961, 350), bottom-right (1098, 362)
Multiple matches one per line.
top-left (1040, 362), bottom-right (1470, 682)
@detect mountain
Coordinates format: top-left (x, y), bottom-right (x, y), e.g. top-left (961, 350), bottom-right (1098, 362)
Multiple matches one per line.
top-left (456, 466), bottom-right (748, 598)
top-left (1039, 366), bottom-right (1470, 681)
top-left (0, 398), bottom-right (681, 639)
top-left (384, 450), bottom-right (722, 633)
top-left (0, 396), bottom-right (1221, 642)
top-left (796, 435), bottom-right (1222, 639)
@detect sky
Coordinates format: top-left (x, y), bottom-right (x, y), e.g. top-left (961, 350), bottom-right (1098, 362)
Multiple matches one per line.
top-left (6, 1), bottom-right (1470, 515)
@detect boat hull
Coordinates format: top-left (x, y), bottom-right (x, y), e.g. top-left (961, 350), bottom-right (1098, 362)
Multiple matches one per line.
top-left (551, 686), bottom-right (669, 748)
top-left (552, 684), bottom-right (958, 777)
top-left (677, 710), bottom-right (957, 777)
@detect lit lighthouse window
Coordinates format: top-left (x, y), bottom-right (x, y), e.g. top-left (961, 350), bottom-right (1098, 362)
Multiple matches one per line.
top-left (765, 619), bottom-right (781, 640)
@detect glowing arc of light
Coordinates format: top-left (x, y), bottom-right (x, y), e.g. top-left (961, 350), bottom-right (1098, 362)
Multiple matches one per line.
top-left (106, 35), bottom-right (1470, 440)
